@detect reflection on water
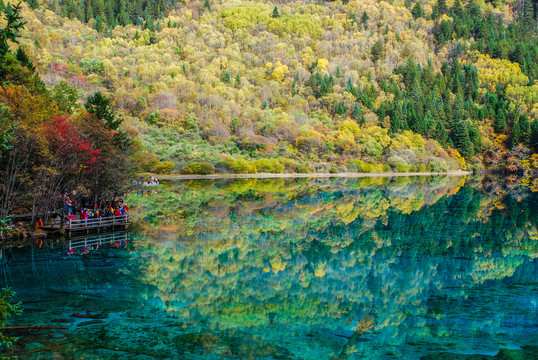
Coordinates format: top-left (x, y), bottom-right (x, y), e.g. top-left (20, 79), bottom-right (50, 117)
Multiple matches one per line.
top-left (1, 176), bottom-right (538, 359)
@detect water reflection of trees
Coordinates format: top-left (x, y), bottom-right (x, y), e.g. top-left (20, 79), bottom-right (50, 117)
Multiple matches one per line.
top-left (126, 176), bottom-right (538, 358)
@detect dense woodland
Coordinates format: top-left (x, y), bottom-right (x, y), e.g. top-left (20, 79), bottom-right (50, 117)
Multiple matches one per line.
top-left (0, 0), bottom-right (538, 218)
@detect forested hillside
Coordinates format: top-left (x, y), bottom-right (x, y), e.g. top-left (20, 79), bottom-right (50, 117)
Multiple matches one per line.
top-left (3, 0), bottom-right (538, 176)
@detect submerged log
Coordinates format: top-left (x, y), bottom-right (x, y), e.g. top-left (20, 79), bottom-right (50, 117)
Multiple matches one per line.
top-left (1, 325), bottom-right (67, 330)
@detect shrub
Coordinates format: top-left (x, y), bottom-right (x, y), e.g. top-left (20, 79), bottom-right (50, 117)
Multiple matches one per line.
top-left (395, 163), bottom-right (408, 172)
top-left (348, 159), bottom-right (375, 173)
top-left (181, 162), bottom-right (215, 175)
top-left (329, 166), bottom-right (339, 173)
top-left (428, 158), bottom-right (448, 172)
top-left (255, 158), bottom-right (285, 173)
top-left (154, 161), bottom-right (175, 174)
top-left (296, 162), bottom-right (311, 173)
top-left (279, 158), bottom-right (298, 173)
top-left (224, 157), bottom-right (257, 174)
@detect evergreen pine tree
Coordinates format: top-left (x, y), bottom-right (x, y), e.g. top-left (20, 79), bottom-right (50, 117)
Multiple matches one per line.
top-left (26, 0), bottom-right (38, 9)
top-left (519, 114), bottom-right (531, 145)
top-left (529, 120), bottom-right (538, 151)
top-left (411, 2), bottom-right (424, 19)
top-left (361, 11), bottom-right (369, 26)
top-left (85, 91), bottom-right (123, 130)
top-left (371, 40), bottom-right (384, 62)
top-left (523, 0), bottom-right (534, 28)
top-left (451, 0), bottom-right (463, 16)
top-left (493, 108), bottom-right (506, 133)
top-left (202, 0), bottom-right (210, 12)
top-left (222, 70), bottom-right (231, 85)
top-left (452, 120), bottom-right (473, 158)
top-left (235, 73), bottom-right (241, 87)
top-left (351, 103), bottom-right (361, 122)
top-left (345, 77), bottom-right (354, 92)
top-left (272, 6), bottom-right (279, 18)
top-left (433, 121), bottom-right (449, 145)
top-left (452, 94), bottom-right (465, 127)
top-left (95, 15), bottom-right (105, 32)
top-left (84, 0), bottom-right (93, 22)
top-left (16, 47), bottom-right (34, 71)
top-left (511, 119), bottom-right (522, 147)
top-left (437, 0), bottom-right (447, 15)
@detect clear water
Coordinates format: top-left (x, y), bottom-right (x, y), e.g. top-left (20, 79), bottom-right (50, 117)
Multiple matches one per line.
top-left (1, 176), bottom-right (537, 359)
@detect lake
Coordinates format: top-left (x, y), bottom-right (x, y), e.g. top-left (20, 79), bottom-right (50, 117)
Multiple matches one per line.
top-left (1, 176), bottom-right (537, 359)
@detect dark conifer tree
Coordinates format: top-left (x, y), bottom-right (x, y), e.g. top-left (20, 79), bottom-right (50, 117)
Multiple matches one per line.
top-left (411, 2), bottom-right (424, 19)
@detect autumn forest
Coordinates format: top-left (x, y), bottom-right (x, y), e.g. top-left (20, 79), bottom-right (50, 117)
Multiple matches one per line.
top-left (0, 0), bottom-right (538, 217)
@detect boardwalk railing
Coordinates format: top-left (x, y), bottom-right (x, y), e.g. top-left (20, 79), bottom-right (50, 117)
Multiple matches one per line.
top-left (66, 214), bottom-right (130, 230)
top-left (67, 231), bottom-right (130, 251)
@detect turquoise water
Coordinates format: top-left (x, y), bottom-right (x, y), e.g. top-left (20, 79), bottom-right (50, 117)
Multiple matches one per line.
top-left (1, 176), bottom-right (537, 359)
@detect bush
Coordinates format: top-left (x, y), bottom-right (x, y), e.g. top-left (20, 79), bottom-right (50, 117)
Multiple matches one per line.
top-left (181, 162), bottom-right (215, 175)
top-left (279, 158), bottom-right (298, 173)
top-left (224, 157), bottom-right (257, 174)
top-left (329, 166), bottom-right (339, 173)
top-left (154, 161), bottom-right (175, 174)
top-left (349, 160), bottom-right (375, 173)
top-left (296, 162), bottom-right (311, 173)
top-left (255, 158), bottom-right (285, 173)
top-left (395, 163), bottom-right (408, 172)
top-left (428, 158), bottom-right (448, 172)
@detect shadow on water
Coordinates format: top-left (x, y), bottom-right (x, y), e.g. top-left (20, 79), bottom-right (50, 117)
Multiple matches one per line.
top-left (1, 176), bottom-right (537, 359)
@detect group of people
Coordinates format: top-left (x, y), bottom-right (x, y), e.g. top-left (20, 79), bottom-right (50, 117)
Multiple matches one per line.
top-left (62, 191), bottom-right (129, 221)
top-left (135, 176), bottom-right (159, 186)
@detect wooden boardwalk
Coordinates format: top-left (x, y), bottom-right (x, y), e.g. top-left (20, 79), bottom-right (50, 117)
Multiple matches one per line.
top-left (42, 214), bottom-right (130, 236)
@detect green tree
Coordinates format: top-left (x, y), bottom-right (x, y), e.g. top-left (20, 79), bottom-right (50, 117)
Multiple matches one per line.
top-left (523, 0), bottom-right (534, 28)
top-left (411, 2), bottom-right (424, 19)
top-left (84, 0), bottom-right (93, 22)
top-left (511, 119), bottom-right (522, 147)
top-left (26, 0), bottom-right (38, 9)
top-left (437, 0), bottom-right (447, 15)
top-left (493, 109), bottom-right (506, 133)
top-left (0, 105), bottom-right (13, 158)
top-left (272, 6), bottom-right (279, 18)
top-left (529, 120), bottom-right (538, 151)
top-left (202, 0), bottom-right (210, 12)
top-left (361, 11), bottom-right (369, 26)
top-left (452, 120), bottom-right (473, 158)
top-left (451, 0), bottom-right (463, 16)
top-left (351, 103), bottom-right (361, 122)
top-left (0, 2), bottom-right (25, 59)
top-left (85, 91), bottom-right (122, 130)
top-left (519, 114), bottom-right (531, 146)
top-left (371, 40), bottom-right (384, 62)
top-left (15, 47), bottom-right (34, 71)
top-left (0, 288), bottom-right (22, 352)
top-left (52, 82), bottom-right (78, 113)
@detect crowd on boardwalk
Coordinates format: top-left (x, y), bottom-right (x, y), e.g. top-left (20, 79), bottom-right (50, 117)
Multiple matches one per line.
top-left (135, 176), bottom-right (159, 186)
top-left (62, 191), bottom-right (129, 223)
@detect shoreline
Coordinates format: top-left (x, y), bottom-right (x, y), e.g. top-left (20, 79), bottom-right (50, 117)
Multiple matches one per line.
top-left (158, 170), bottom-right (472, 180)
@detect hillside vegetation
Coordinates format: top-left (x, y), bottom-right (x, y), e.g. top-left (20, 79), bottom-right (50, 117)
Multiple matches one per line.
top-left (2, 0), bottom-right (538, 178)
